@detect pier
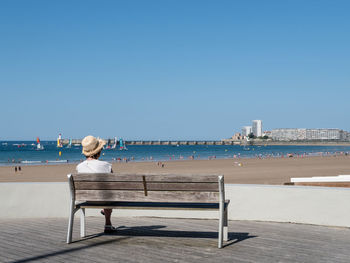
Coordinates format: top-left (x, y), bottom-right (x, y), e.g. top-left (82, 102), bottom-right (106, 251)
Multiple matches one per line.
top-left (60, 139), bottom-right (350, 147)
top-left (126, 140), bottom-right (240, 146)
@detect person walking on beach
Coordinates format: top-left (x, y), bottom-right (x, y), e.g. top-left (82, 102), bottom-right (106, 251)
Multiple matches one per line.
top-left (76, 135), bottom-right (116, 233)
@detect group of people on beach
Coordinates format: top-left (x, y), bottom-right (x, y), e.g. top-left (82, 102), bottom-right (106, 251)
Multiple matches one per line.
top-left (14, 166), bottom-right (21, 172)
top-left (157, 161), bottom-right (165, 168)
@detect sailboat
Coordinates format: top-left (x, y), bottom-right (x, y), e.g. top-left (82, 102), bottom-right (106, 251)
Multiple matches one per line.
top-left (119, 138), bottom-right (127, 150)
top-left (106, 138), bottom-right (112, 149)
top-left (111, 137), bottom-right (117, 149)
top-left (36, 137), bottom-right (44, 150)
top-left (57, 133), bottom-right (63, 148)
top-left (243, 137), bottom-right (251, 151)
top-left (66, 138), bottom-right (72, 148)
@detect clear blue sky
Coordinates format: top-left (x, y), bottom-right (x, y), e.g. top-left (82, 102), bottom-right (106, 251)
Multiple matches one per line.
top-left (1, 0), bottom-right (349, 140)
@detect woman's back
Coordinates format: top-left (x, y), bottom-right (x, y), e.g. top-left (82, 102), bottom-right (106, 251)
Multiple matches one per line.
top-left (76, 159), bottom-right (112, 173)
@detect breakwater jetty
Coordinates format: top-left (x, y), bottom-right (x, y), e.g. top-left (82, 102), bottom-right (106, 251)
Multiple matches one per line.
top-left (61, 139), bottom-right (242, 146)
top-left (60, 139), bottom-right (350, 146)
top-left (127, 140), bottom-right (242, 145)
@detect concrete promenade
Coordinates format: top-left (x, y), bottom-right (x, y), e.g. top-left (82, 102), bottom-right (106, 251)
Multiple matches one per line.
top-left (1, 217), bottom-right (350, 263)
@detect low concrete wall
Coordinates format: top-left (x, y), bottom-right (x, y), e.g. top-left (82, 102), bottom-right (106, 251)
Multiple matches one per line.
top-left (226, 184), bottom-right (350, 227)
top-left (0, 183), bottom-right (349, 227)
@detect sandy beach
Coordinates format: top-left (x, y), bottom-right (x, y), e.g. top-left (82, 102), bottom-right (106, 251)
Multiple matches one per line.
top-left (1, 155), bottom-right (350, 184)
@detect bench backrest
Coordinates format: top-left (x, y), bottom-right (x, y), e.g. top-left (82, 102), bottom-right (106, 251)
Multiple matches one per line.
top-left (68, 173), bottom-right (224, 203)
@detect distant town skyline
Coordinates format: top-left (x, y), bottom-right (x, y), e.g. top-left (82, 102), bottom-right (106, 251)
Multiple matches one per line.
top-left (236, 120), bottom-right (350, 141)
top-left (1, 1), bottom-right (349, 140)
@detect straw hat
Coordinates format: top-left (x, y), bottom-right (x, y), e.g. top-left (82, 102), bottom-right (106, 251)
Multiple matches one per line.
top-left (81, 135), bottom-right (106, 157)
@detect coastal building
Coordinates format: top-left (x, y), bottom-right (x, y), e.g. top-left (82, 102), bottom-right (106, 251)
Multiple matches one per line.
top-left (271, 129), bottom-right (306, 141)
top-left (305, 129), bottom-right (345, 140)
top-left (263, 131), bottom-right (271, 137)
top-left (241, 126), bottom-right (252, 136)
top-left (271, 128), bottom-right (346, 141)
top-left (345, 131), bottom-right (350, 141)
top-left (231, 132), bottom-right (243, 140)
top-left (252, 120), bottom-right (262, 137)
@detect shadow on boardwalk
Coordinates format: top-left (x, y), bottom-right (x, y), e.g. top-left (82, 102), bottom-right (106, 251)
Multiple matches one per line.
top-left (85, 224), bottom-right (253, 240)
top-left (10, 226), bottom-right (255, 263)
top-left (0, 217), bottom-right (349, 263)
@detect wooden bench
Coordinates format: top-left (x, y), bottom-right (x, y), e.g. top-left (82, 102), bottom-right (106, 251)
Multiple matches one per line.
top-left (67, 173), bottom-right (230, 248)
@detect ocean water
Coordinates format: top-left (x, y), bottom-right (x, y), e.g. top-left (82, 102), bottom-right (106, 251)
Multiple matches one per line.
top-left (1, 141), bottom-right (350, 166)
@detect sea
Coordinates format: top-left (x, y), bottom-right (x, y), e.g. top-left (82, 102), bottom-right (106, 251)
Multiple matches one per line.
top-left (1, 141), bottom-right (350, 166)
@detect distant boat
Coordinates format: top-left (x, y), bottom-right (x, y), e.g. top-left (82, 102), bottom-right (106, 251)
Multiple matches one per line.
top-left (14, 143), bottom-right (26, 147)
top-left (243, 137), bottom-right (251, 151)
top-left (66, 138), bottom-right (72, 148)
top-left (21, 160), bottom-right (42, 164)
top-left (111, 137), bottom-right (117, 149)
top-left (119, 138), bottom-right (127, 150)
top-left (36, 137), bottom-right (44, 150)
top-left (106, 138), bottom-right (112, 149)
top-left (57, 133), bottom-right (63, 148)
top-left (46, 160), bottom-right (68, 163)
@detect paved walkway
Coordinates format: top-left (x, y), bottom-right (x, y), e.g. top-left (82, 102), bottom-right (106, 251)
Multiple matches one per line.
top-left (0, 217), bottom-right (349, 263)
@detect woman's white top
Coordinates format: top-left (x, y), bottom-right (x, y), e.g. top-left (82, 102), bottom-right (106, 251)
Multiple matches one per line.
top-left (76, 159), bottom-right (112, 173)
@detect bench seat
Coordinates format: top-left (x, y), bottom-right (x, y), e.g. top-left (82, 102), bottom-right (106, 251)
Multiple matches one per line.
top-left (76, 200), bottom-right (230, 210)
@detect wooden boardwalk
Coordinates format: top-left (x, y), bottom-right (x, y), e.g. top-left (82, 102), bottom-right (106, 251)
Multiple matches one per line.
top-left (0, 217), bottom-right (349, 263)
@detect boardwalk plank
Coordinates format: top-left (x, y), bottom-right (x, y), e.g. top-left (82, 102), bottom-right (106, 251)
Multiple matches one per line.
top-left (0, 217), bottom-right (349, 263)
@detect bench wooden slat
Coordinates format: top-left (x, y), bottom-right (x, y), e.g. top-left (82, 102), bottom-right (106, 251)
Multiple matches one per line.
top-left (76, 201), bottom-right (230, 210)
top-left (75, 190), bottom-right (219, 203)
top-left (74, 182), bottom-right (219, 192)
top-left (73, 173), bottom-right (220, 183)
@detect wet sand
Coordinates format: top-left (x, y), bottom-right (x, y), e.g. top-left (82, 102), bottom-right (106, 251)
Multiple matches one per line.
top-left (1, 156), bottom-right (350, 184)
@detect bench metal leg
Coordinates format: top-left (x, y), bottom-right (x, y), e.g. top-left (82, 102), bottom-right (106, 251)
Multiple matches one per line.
top-left (218, 176), bottom-right (225, 249)
top-left (218, 205), bottom-right (224, 248)
top-left (223, 206), bottom-right (228, 242)
top-left (67, 205), bottom-right (78, 244)
top-left (67, 208), bottom-right (75, 243)
top-left (80, 208), bottom-right (86, 238)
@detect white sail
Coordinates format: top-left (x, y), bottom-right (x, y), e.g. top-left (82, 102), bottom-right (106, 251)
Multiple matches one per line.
top-left (111, 137), bottom-right (117, 149)
top-left (36, 137), bottom-right (44, 150)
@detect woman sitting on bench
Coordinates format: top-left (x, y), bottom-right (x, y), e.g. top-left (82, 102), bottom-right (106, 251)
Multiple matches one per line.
top-left (76, 135), bottom-right (116, 233)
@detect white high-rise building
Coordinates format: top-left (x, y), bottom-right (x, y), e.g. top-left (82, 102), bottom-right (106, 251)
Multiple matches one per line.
top-left (241, 126), bottom-right (252, 136)
top-left (252, 120), bottom-right (263, 137)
